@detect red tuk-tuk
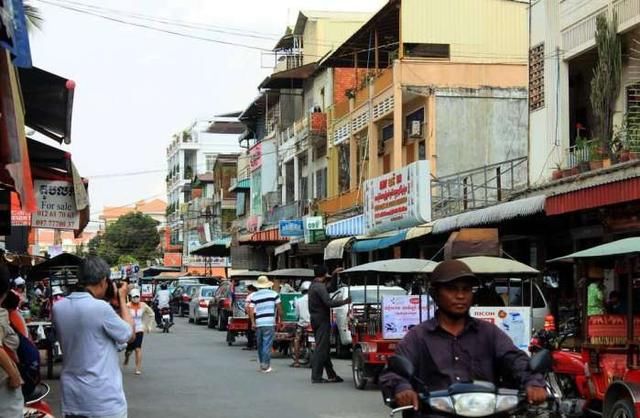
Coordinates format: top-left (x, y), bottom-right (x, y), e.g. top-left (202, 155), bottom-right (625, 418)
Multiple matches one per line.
top-left (337, 259), bottom-right (438, 389)
top-left (225, 271), bottom-right (265, 346)
top-left (548, 237), bottom-right (640, 418)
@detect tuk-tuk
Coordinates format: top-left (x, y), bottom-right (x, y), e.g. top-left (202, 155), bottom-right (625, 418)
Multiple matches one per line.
top-left (267, 268), bottom-right (315, 355)
top-left (339, 259), bottom-right (438, 390)
top-left (139, 276), bottom-right (157, 304)
top-left (224, 270), bottom-right (266, 346)
top-left (548, 237), bottom-right (640, 418)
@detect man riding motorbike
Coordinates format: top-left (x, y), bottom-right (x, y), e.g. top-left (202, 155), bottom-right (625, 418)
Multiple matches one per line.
top-left (153, 283), bottom-right (173, 327)
top-left (379, 259), bottom-right (547, 416)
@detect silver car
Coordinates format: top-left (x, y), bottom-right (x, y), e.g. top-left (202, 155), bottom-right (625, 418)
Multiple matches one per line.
top-left (188, 285), bottom-right (218, 325)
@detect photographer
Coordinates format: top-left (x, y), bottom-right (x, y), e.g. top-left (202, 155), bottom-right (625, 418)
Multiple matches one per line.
top-left (53, 256), bottom-right (134, 418)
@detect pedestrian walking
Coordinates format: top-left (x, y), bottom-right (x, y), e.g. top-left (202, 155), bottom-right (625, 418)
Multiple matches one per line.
top-left (242, 284), bottom-right (257, 351)
top-left (124, 288), bottom-right (154, 375)
top-left (53, 256), bottom-right (134, 418)
top-left (0, 265), bottom-right (23, 418)
top-left (249, 276), bottom-right (282, 373)
top-left (308, 265), bottom-right (350, 383)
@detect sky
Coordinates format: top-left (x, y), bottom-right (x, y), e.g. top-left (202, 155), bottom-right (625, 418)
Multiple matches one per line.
top-left (28, 0), bottom-right (384, 227)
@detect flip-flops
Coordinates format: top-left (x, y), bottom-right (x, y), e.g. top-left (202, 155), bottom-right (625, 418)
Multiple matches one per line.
top-left (290, 363), bottom-right (301, 368)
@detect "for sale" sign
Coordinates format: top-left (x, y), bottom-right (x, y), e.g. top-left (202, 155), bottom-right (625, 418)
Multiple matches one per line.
top-left (32, 180), bottom-right (80, 230)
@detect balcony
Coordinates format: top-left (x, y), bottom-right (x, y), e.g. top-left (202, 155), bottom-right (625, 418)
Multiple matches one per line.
top-left (317, 189), bottom-right (362, 216)
top-left (263, 200), bottom-right (304, 226)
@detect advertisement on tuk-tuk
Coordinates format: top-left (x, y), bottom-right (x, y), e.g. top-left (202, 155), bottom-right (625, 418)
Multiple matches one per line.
top-left (469, 307), bottom-right (531, 351)
top-left (280, 293), bottom-right (302, 322)
top-left (141, 283), bottom-right (153, 300)
top-left (381, 295), bottom-right (436, 339)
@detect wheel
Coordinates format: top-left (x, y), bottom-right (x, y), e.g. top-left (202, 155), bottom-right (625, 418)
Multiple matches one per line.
top-left (610, 399), bottom-right (636, 418)
top-left (218, 310), bottom-right (228, 331)
top-left (352, 347), bottom-right (368, 390)
top-left (195, 311), bottom-right (200, 325)
top-left (207, 312), bottom-right (215, 329)
top-left (335, 331), bottom-right (349, 359)
top-left (178, 305), bottom-right (185, 317)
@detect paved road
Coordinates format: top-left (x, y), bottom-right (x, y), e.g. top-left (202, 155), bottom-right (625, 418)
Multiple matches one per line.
top-left (45, 318), bottom-right (388, 418)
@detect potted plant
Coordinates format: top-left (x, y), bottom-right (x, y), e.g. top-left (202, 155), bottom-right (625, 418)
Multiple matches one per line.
top-left (589, 142), bottom-right (605, 170)
top-left (552, 163), bottom-right (563, 180)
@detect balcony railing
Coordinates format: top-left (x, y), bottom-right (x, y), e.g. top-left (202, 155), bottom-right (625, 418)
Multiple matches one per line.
top-left (263, 200), bottom-right (304, 226)
top-left (431, 157), bottom-right (528, 218)
top-left (317, 189), bottom-right (362, 216)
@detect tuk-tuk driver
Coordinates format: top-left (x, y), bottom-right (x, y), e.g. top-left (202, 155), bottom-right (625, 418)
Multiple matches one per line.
top-left (379, 259), bottom-right (547, 414)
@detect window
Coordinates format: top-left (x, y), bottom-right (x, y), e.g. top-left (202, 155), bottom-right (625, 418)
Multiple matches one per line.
top-left (338, 143), bottom-right (350, 193)
top-left (419, 140), bottom-right (427, 160)
top-left (381, 123), bottom-right (394, 141)
top-left (626, 83), bottom-right (640, 151)
top-left (205, 154), bottom-right (216, 172)
top-left (315, 167), bottom-right (327, 199)
top-left (403, 43), bottom-right (450, 59)
top-left (529, 44), bottom-right (545, 111)
top-left (300, 176), bottom-right (308, 201)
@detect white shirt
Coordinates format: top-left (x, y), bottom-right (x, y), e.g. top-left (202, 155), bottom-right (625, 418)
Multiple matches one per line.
top-left (156, 289), bottom-right (171, 309)
top-left (295, 294), bottom-right (310, 327)
top-left (0, 308), bottom-right (19, 383)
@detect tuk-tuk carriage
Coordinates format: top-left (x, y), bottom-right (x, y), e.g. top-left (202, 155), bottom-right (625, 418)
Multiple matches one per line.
top-left (338, 259), bottom-right (438, 390)
top-left (549, 237), bottom-right (640, 418)
top-left (139, 276), bottom-right (157, 303)
top-left (268, 268), bottom-right (315, 355)
top-left (225, 270), bottom-right (266, 346)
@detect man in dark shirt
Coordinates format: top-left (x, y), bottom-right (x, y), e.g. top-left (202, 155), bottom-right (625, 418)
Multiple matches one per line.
top-left (380, 259), bottom-right (547, 414)
top-left (308, 265), bottom-right (350, 383)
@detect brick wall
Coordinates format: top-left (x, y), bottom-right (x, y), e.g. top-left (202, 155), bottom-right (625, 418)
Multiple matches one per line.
top-left (333, 68), bottom-right (368, 106)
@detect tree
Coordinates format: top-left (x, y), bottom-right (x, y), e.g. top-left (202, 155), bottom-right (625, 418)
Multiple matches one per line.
top-left (96, 212), bottom-right (160, 266)
top-left (591, 13), bottom-right (622, 161)
top-left (24, 1), bottom-right (43, 31)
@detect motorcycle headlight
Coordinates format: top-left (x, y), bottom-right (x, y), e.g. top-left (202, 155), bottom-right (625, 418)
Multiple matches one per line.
top-left (452, 393), bottom-right (497, 417)
top-left (495, 395), bottom-right (519, 413)
top-left (429, 396), bottom-right (455, 414)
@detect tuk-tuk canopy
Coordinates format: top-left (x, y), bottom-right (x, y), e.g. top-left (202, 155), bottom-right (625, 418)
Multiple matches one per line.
top-left (27, 253), bottom-right (83, 282)
top-left (342, 258), bottom-right (438, 274)
top-left (457, 256), bottom-right (540, 275)
top-left (267, 268), bottom-right (314, 278)
top-left (549, 237), bottom-right (640, 262)
top-left (229, 270), bottom-right (267, 278)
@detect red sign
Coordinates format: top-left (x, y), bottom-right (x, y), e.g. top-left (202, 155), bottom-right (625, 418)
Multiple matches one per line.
top-left (11, 210), bottom-right (31, 226)
top-left (249, 143), bottom-right (262, 171)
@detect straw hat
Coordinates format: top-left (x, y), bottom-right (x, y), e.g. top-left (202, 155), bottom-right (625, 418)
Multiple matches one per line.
top-left (254, 275), bottom-right (274, 289)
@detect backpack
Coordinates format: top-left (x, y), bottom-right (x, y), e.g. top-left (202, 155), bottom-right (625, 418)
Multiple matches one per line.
top-left (11, 325), bottom-right (41, 398)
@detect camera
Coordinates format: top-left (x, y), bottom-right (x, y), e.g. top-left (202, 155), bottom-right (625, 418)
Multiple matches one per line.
top-left (104, 279), bottom-right (124, 301)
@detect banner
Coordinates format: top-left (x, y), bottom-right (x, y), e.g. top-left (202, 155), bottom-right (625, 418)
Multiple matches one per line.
top-left (280, 292), bottom-right (302, 322)
top-left (279, 219), bottom-right (304, 237)
top-left (469, 307), bottom-right (531, 351)
top-left (32, 180), bottom-right (79, 230)
top-left (363, 160), bottom-right (431, 235)
top-left (381, 295), bottom-right (436, 339)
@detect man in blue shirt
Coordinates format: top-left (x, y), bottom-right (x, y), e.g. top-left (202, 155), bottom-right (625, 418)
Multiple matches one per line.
top-left (53, 256), bottom-right (134, 418)
top-left (249, 276), bottom-right (282, 373)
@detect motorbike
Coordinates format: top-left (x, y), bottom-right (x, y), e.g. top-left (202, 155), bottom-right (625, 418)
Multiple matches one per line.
top-left (160, 307), bottom-right (172, 333)
top-left (291, 325), bottom-right (315, 366)
top-left (24, 382), bottom-right (55, 417)
top-left (529, 325), bottom-right (590, 417)
top-left (384, 351), bottom-right (553, 418)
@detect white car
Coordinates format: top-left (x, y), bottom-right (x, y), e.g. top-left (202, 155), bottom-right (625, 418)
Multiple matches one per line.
top-left (330, 285), bottom-right (408, 357)
top-left (188, 285), bottom-right (218, 325)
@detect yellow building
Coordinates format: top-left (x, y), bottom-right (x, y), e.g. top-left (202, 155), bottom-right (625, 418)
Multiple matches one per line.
top-left (319, 0), bottom-right (530, 223)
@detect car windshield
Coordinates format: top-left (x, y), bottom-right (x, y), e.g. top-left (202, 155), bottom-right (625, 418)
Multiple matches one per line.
top-left (350, 288), bottom-right (407, 304)
top-left (201, 287), bottom-right (217, 297)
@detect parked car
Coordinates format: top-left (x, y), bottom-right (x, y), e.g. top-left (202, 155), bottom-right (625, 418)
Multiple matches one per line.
top-left (172, 283), bottom-right (203, 317)
top-left (330, 285), bottom-right (408, 357)
top-left (167, 277), bottom-right (200, 294)
top-left (188, 285), bottom-right (218, 324)
top-left (208, 279), bottom-right (253, 330)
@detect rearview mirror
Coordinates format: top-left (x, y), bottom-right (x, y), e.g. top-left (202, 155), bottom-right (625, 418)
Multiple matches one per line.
top-left (529, 349), bottom-right (552, 374)
top-left (387, 355), bottom-right (415, 380)
top-left (543, 275), bottom-right (559, 289)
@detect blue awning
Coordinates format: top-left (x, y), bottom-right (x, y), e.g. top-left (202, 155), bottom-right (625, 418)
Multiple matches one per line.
top-left (229, 178), bottom-right (250, 192)
top-left (325, 214), bottom-right (365, 237)
top-left (351, 229), bottom-right (408, 253)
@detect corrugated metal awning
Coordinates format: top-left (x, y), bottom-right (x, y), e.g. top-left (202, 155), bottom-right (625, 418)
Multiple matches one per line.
top-left (325, 214), bottom-right (365, 237)
top-left (406, 223), bottom-right (433, 240)
top-left (324, 237), bottom-right (354, 260)
top-left (351, 229), bottom-right (407, 253)
top-left (546, 177), bottom-right (640, 216)
top-left (432, 195), bottom-right (546, 234)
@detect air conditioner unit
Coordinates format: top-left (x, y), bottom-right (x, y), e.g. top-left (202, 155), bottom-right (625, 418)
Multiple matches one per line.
top-left (410, 120), bottom-right (422, 138)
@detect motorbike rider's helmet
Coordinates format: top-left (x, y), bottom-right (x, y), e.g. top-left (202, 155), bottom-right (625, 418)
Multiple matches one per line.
top-left (160, 282), bottom-right (168, 290)
top-left (51, 286), bottom-right (63, 297)
top-left (300, 281), bottom-right (311, 293)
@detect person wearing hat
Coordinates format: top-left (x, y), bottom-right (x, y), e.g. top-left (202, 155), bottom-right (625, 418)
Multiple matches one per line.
top-left (124, 288), bottom-right (154, 375)
top-left (248, 276), bottom-right (282, 373)
top-left (380, 259), bottom-right (548, 415)
top-left (0, 264), bottom-right (23, 418)
top-left (12, 277), bottom-right (26, 304)
top-left (53, 256), bottom-right (134, 418)
top-left (308, 265), bottom-right (351, 383)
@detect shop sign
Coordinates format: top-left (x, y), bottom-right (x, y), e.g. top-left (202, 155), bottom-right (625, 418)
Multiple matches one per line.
top-left (381, 294), bottom-right (436, 339)
top-left (469, 307), bottom-right (531, 352)
top-left (249, 143), bottom-right (262, 171)
top-left (305, 216), bottom-right (324, 230)
top-left (246, 215), bottom-right (261, 233)
top-left (11, 210), bottom-right (30, 226)
top-left (303, 216), bottom-right (326, 244)
top-left (32, 180), bottom-right (79, 230)
top-left (279, 219), bottom-right (304, 237)
top-left (281, 293), bottom-right (302, 322)
top-left (363, 160), bottom-right (431, 235)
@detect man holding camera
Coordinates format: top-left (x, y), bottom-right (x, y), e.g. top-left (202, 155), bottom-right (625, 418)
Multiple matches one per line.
top-left (53, 256), bottom-right (134, 418)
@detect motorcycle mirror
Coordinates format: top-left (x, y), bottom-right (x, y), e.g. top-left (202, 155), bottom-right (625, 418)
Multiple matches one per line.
top-left (529, 349), bottom-right (552, 374)
top-left (388, 355), bottom-right (415, 380)
top-left (543, 275), bottom-right (559, 289)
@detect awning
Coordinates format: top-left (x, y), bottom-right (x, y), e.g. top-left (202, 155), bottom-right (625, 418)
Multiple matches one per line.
top-left (245, 228), bottom-right (288, 245)
top-left (324, 237), bottom-right (354, 260)
top-left (351, 229), bottom-right (407, 253)
top-left (549, 237), bottom-right (640, 263)
top-left (18, 66), bottom-right (75, 143)
top-left (275, 242), bottom-right (292, 256)
top-left (258, 62), bottom-right (317, 90)
top-left (545, 177), bottom-right (640, 216)
top-left (432, 195), bottom-right (546, 235)
top-left (229, 178), bottom-right (250, 192)
top-left (190, 237), bottom-right (232, 257)
top-left (325, 214), bottom-right (365, 237)
top-left (343, 258), bottom-right (438, 274)
top-left (406, 223), bottom-right (433, 240)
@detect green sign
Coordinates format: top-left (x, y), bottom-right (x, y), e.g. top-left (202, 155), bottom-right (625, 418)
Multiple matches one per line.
top-left (280, 292), bottom-right (302, 322)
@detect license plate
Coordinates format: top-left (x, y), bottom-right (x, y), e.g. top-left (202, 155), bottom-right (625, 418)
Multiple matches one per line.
top-left (308, 336), bottom-right (315, 342)
top-left (162, 314), bottom-right (170, 320)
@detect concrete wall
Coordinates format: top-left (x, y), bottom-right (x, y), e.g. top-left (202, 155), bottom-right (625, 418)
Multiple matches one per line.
top-left (435, 87), bottom-right (528, 179)
top-left (260, 138), bottom-right (278, 194)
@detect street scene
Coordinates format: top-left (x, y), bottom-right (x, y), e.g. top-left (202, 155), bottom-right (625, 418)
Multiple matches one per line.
top-left (3, 0), bottom-right (640, 417)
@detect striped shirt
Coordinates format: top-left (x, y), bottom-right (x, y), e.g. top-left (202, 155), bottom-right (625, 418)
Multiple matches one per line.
top-left (249, 289), bottom-right (280, 327)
